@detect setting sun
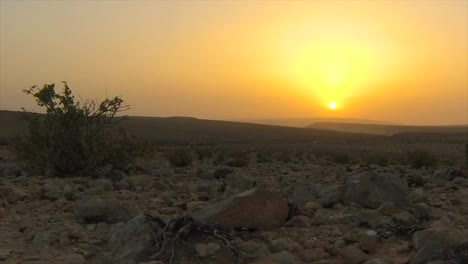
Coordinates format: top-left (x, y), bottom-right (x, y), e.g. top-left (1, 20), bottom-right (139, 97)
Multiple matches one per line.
top-left (329, 101), bottom-right (338, 110)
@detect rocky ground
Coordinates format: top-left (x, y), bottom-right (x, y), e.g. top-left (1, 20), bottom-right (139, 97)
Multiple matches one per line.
top-left (1, 145), bottom-right (467, 264)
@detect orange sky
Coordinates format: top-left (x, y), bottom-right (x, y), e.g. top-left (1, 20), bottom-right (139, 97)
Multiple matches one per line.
top-left (1, 0), bottom-right (467, 125)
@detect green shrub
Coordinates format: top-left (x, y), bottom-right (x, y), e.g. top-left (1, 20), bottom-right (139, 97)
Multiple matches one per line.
top-left (407, 149), bottom-right (438, 168)
top-left (16, 82), bottom-right (138, 176)
top-left (166, 147), bottom-right (195, 167)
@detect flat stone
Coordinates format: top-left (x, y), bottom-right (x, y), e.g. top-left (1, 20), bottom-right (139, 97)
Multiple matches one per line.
top-left (267, 251), bottom-right (300, 264)
top-left (75, 195), bottom-right (140, 224)
top-left (340, 245), bottom-right (369, 264)
top-left (343, 172), bottom-right (410, 208)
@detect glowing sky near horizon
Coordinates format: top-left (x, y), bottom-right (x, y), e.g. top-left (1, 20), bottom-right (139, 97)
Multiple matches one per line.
top-left (1, 0), bottom-right (467, 125)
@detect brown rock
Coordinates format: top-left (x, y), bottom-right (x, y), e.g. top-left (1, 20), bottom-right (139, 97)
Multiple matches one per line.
top-left (340, 245), bottom-right (369, 264)
top-left (192, 188), bottom-right (289, 229)
top-left (392, 211), bottom-right (417, 227)
top-left (302, 248), bottom-right (330, 262)
top-left (359, 235), bottom-right (378, 254)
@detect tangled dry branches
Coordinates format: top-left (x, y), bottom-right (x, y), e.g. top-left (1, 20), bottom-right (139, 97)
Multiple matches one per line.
top-left (147, 215), bottom-right (247, 264)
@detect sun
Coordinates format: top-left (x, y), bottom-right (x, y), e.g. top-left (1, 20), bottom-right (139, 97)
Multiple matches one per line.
top-left (329, 101), bottom-right (338, 110)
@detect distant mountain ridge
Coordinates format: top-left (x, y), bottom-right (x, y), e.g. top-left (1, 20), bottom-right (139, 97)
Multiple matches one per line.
top-left (307, 122), bottom-right (468, 135)
top-left (1, 110), bottom-right (466, 140)
top-left (0, 110), bottom-right (360, 142)
top-left (231, 118), bottom-right (400, 128)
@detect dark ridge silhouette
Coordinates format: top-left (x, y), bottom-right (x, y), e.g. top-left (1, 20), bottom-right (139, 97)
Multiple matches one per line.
top-left (232, 117), bottom-right (400, 128)
top-left (306, 122), bottom-right (468, 136)
top-left (2, 110), bottom-right (465, 143)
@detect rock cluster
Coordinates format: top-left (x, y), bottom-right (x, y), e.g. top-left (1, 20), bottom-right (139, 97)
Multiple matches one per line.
top-left (1, 145), bottom-right (467, 264)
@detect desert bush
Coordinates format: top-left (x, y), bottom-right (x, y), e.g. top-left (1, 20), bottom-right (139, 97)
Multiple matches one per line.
top-left (330, 152), bottom-right (350, 164)
top-left (225, 150), bottom-right (250, 167)
top-left (193, 146), bottom-right (214, 160)
top-left (213, 150), bottom-right (226, 165)
top-left (407, 149), bottom-right (438, 168)
top-left (165, 147), bottom-right (195, 167)
top-left (362, 153), bottom-right (389, 166)
top-left (256, 150), bottom-right (271, 163)
top-left (16, 82), bottom-right (139, 176)
top-left (271, 151), bottom-right (291, 163)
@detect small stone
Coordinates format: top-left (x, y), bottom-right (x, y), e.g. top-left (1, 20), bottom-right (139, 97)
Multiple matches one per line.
top-left (62, 184), bottom-right (74, 200)
top-left (41, 183), bottom-right (62, 201)
top-left (452, 177), bottom-right (467, 185)
top-left (340, 246), bottom-right (369, 264)
top-left (392, 211), bottom-right (417, 227)
top-left (343, 233), bottom-right (360, 243)
top-left (363, 260), bottom-right (389, 264)
top-left (410, 203), bottom-right (431, 220)
top-left (236, 239), bottom-right (268, 258)
top-left (115, 179), bottom-right (130, 190)
top-left (359, 235), bottom-right (378, 254)
top-left (328, 213), bottom-right (356, 225)
top-left (159, 207), bottom-right (181, 215)
top-left (88, 179), bottom-right (113, 191)
top-left (267, 250), bottom-right (300, 264)
top-left (269, 237), bottom-right (301, 253)
top-left (324, 245), bottom-right (341, 256)
top-left (333, 239), bottom-right (347, 249)
top-left (194, 242), bottom-right (221, 257)
top-left (96, 222), bottom-right (109, 238)
top-left (58, 231), bottom-right (70, 247)
top-left (56, 253), bottom-right (85, 264)
top-left (365, 230), bottom-right (378, 237)
top-left (302, 248), bottom-right (330, 262)
top-left (108, 169), bottom-right (128, 182)
top-left (128, 174), bottom-right (153, 190)
top-left (0, 249), bottom-right (12, 261)
top-left (302, 201), bottom-right (322, 215)
top-left (75, 195), bottom-right (140, 224)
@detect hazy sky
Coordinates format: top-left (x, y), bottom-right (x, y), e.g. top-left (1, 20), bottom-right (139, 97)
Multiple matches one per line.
top-left (1, 0), bottom-right (467, 125)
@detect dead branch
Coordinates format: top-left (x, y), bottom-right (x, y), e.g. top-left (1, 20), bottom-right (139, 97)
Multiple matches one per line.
top-left (147, 214), bottom-right (248, 264)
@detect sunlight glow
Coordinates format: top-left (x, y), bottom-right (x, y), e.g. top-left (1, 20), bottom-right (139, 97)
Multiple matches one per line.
top-left (280, 27), bottom-right (376, 110)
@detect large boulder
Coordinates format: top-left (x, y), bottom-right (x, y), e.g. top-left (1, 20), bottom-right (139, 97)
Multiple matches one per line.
top-left (108, 214), bottom-right (163, 263)
top-left (343, 172), bottom-right (410, 208)
top-left (411, 229), bottom-right (468, 264)
top-left (76, 195), bottom-right (140, 224)
top-left (192, 188), bottom-right (289, 229)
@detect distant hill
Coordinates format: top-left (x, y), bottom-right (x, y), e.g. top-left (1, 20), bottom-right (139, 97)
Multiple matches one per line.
top-left (119, 116), bottom-right (361, 142)
top-left (306, 122), bottom-right (468, 136)
top-left (0, 110), bottom-right (362, 143)
top-left (232, 118), bottom-right (400, 128)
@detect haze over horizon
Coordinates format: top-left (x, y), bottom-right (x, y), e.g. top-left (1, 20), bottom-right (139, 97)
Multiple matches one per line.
top-left (1, 0), bottom-right (467, 126)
